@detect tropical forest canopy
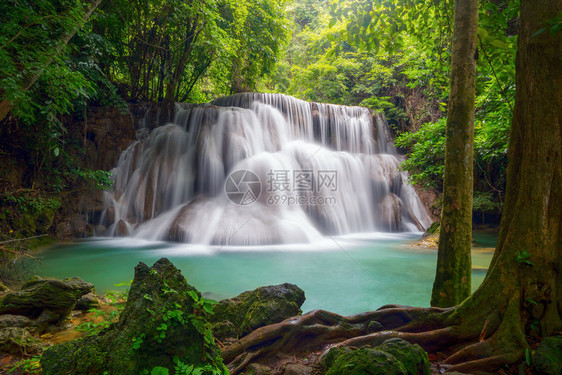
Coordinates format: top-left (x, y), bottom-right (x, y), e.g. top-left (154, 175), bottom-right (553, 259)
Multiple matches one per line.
top-left (0, 0), bottom-right (522, 220)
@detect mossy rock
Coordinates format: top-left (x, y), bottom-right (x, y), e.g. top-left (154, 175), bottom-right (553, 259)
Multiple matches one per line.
top-left (0, 327), bottom-right (43, 355)
top-left (324, 347), bottom-right (407, 375)
top-left (532, 335), bottom-right (562, 375)
top-left (0, 276), bottom-right (93, 326)
top-left (422, 222), bottom-right (440, 238)
top-left (210, 283), bottom-right (305, 339)
top-left (323, 338), bottom-right (430, 375)
top-left (41, 258), bottom-right (227, 375)
top-left (378, 338), bottom-right (430, 375)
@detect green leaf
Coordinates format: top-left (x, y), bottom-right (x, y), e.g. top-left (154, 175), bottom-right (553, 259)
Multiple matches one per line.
top-left (478, 27), bottom-right (489, 41)
top-left (151, 367), bottom-right (169, 375)
top-left (525, 348), bottom-right (531, 366)
top-left (188, 291), bottom-right (199, 301)
top-left (489, 39), bottom-right (508, 49)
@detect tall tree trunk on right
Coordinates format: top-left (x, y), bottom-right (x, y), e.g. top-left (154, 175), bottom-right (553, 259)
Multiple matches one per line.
top-left (431, 0), bottom-right (478, 307)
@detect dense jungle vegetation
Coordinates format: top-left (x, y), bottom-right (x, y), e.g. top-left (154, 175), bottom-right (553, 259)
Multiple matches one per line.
top-left (0, 0), bottom-right (518, 235)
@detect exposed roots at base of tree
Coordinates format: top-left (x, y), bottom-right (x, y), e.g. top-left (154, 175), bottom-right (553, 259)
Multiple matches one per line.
top-left (222, 302), bottom-right (527, 374)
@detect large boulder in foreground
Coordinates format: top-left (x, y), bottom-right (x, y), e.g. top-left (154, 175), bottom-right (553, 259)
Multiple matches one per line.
top-left (322, 338), bottom-right (430, 375)
top-left (0, 276), bottom-right (93, 329)
top-left (40, 258), bottom-right (227, 375)
top-left (210, 283), bottom-right (305, 339)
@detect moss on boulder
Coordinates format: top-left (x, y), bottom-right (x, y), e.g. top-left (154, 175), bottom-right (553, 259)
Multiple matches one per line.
top-left (40, 258), bottom-right (227, 375)
top-left (377, 338), bottom-right (430, 375)
top-left (322, 338), bottom-right (430, 375)
top-left (0, 276), bottom-right (93, 328)
top-left (0, 327), bottom-right (42, 355)
top-left (532, 336), bottom-right (562, 375)
top-left (210, 283), bottom-right (305, 339)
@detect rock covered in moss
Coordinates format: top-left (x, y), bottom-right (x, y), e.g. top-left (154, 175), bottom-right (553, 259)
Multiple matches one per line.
top-left (324, 347), bottom-right (407, 375)
top-left (210, 283), bottom-right (305, 339)
top-left (377, 338), bottom-right (430, 375)
top-left (0, 276), bottom-right (93, 328)
top-left (532, 336), bottom-right (562, 375)
top-left (322, 338), bottom-right (430, 375)
top-left (40, 258), bottom-right (227, 375)
top-left (0, 327), bottom-right (43, 355)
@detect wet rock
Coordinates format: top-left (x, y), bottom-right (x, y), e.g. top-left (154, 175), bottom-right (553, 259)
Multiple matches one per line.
top-left (40, 258), bottom-right (227, 375)
top-left (283, 363), bottom-right (312, 375)
top-left (322, 338), bottom-right (430, 375)
top-left (0, 276), bottom-right (93, 327)
top-left (74, 293), bottom-right (100, 311)
top-left (115, 219), bottom-right (129, 236)
top-left (210, 283), bottom-right (305, 339)
top-left (532, 336), bottom-right (562, 375)
top-left (379, 193), bottom-right (403, 231)
top-left (0, 314), bottom-right (35, 329)
top-left (0, 327), bottom-right (43, 355)
top-left (242, 363), bottom-right (273, 375)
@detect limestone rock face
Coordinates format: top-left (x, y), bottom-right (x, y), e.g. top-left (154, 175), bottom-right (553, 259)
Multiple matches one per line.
top-left (210, 283), bottom-right (305, 339)
top-left (40, 258), bottom-right (227, 375)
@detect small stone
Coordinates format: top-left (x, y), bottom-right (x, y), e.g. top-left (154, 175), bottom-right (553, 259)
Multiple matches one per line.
top-left (74, 293), bottom-right (100, 311)
top-left (242, 363), bottom-right (273, 375)
top-left (283, 363), bottom-right (312, 375)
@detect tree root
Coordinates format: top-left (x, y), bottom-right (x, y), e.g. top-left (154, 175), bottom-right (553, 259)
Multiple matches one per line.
top-left (222, 302), bottom-right (527, 374)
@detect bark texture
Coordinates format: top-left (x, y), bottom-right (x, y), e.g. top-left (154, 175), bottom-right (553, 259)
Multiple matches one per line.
top-left (431, 0), bottom-right (479, 308)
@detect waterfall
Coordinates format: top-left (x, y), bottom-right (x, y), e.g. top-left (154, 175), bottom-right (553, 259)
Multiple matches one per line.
top-left (100, 93), bottom-right (431, 245)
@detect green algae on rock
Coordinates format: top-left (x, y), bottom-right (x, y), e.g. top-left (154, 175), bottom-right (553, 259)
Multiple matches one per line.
top-left (40, 258), bottom-right (227, 375)
top-left (210, 283), bottom-right (305, 339)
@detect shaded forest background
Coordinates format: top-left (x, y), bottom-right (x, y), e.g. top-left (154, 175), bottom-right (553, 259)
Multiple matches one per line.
top-left (0, 0), bottom-right (521, 249)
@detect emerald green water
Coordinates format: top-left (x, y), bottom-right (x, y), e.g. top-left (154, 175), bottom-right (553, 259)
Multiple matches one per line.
top-left (33, 233), bottom-right (495, 316)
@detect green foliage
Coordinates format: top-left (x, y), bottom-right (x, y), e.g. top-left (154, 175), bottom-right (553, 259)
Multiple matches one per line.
top-left (395, 118), bottom-right (446, 189)
top-left (7, 355), bottom-right (42, 374)
top-left (516, 250), bottom-right (534, 266)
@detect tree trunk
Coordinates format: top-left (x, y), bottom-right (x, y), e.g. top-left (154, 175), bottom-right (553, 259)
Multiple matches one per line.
top-left (0, 0), bottom-right (102, 123)
top-left (483, 0), bottom-right (562, 336)
top-left (431, 0), bottom-right (478, 307)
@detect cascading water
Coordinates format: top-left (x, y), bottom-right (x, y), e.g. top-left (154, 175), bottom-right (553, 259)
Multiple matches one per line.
top-left (100, 93), bottom-right (431, 245)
